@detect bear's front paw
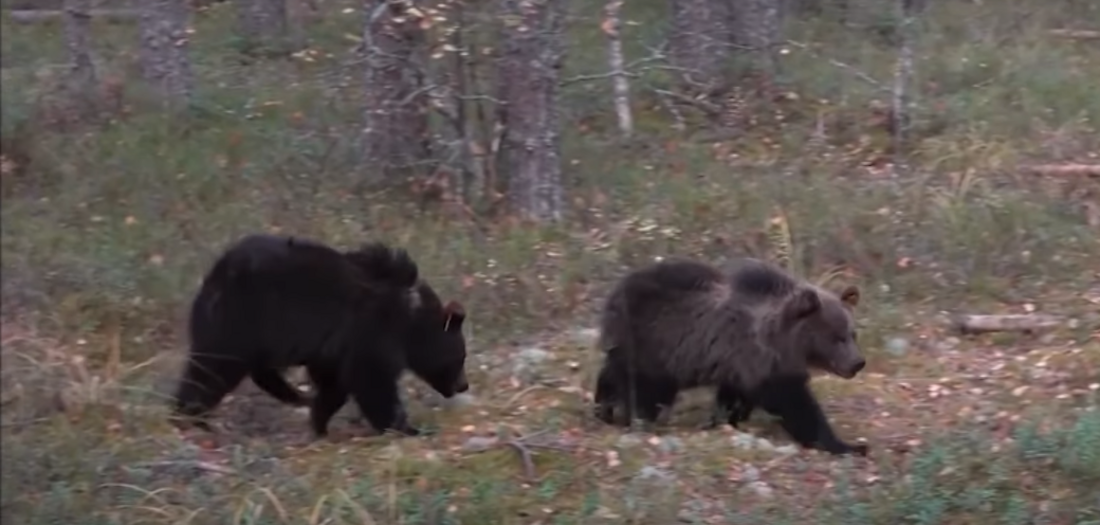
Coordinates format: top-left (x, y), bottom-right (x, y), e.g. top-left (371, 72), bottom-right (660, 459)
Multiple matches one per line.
top-left (388, 423), bottom-right (421, 437)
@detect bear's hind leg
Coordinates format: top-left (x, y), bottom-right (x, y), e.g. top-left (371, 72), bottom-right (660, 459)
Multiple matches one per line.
top-left (250, 366), bottom-right (309, 406)
top-left (171, 350), bottom-right (249, 431)
top-left (712, 383), bottom-right (754, 428)
top-left (306, 363), bottom-right (348, 437)
top-left (753, 377), bottom-right (868, 456)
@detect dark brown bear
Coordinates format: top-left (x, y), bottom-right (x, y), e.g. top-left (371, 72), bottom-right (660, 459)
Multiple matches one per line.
top-left (593, 257), bottom-right (868, 456)
top-left (171, 234), bottom-right (469, 438)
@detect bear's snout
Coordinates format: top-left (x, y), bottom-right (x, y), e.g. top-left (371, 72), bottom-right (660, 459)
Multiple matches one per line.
top-left (453, 372), bottom-right (470, 394)
top-left (842, 358), bottom-right (866, 378)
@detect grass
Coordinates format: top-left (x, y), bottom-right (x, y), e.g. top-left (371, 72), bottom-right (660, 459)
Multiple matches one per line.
top-left (2, 0), bottom-right (1099, 523)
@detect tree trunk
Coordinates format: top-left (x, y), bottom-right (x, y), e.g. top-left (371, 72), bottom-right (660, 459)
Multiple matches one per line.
top-left (729, 0), bottom-right (782, 74)
top-left (361, 0), bottom-right (431, 182)
top-left (63, 0), bottom-right (99, 117)
top-left (604, 0), bottom-right (633, 138)
top-left (496, 0), bottom-right (567, 223)
top-left (233, 0), bottom-right (289, 56)
top-left (668, 0), bottom-right (731, 92)
top-left (138, 0), bottom-right (193, 111)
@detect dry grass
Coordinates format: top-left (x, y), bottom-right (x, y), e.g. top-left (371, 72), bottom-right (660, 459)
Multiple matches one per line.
top-left (3, 0), bottom-right (1100, 523)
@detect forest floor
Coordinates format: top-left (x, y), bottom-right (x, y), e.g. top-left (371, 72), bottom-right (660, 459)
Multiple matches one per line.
top-left (3, 1), bottom-right (1100, 523)
top-left (4, 282), bottom-right (1098, 524)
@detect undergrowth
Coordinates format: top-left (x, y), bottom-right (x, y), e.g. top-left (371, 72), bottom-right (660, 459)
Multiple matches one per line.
top-left (2, 0), bottom-right (1098, 523)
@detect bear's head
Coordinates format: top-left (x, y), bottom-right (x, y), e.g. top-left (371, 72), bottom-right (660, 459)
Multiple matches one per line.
top-left (407, 290), bottom-right (470, 399)
top-left (777, 285), bottom-right (865, 379)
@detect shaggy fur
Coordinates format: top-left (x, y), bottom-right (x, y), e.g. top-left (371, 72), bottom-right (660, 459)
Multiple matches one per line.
top-left (593, 257), bottom-right (868, 456)
top-left (171, 233), bottom-right (469, 438)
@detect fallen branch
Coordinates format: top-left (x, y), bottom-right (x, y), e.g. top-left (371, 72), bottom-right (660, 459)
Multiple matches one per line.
top-left (6, 9), bottom-right (141, 24)
top-left (462, 430), bottom-right (575, 482)
top-left (504, 439), bottom-right (537, 480)
top-left (1024, 164), bottom-right (1100, 177)
top-left (1049, 29), bottom-right (1100, 40)
top-left (126, 460), bottom-right (238, 476)
top-left (951, 314), bottom-right (1065, 335)
top-left (0, 416), bottom-right (51, 430)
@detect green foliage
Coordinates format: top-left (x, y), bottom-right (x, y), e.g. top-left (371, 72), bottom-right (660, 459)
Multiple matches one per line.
top-left (1, 0), bottom-right (1099, 523)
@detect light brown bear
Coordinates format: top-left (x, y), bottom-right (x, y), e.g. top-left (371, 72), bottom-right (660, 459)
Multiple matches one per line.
top-left (593, 257), bottom-right (867, 456)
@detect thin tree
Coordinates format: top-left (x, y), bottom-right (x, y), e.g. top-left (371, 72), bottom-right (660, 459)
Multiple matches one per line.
top-left (496, 0), bottom-right (568, 222)
top-left (729, 0), bottom-right (781, 75)
top-left (63, 0), bottom-right (98, 119)
top-left (668, 0), bottom-right (731, 93)
top-left (138, 0), bottom-right (194, 110)
top-left (361, 0), bottom-right (431, 181)
top-left (603, 0), bottom-right (633, 138)
top-left (233, 0), bottom-right (289, 56)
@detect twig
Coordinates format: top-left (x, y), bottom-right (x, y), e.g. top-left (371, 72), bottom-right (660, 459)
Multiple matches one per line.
top-left (1024, 164), bottom-right (1100, 177)
top-left (499, 384), bottom-right (547, 410)
top-left (503, 439), bottom-right (537, 480)
top-left (786, 40), bottom-right (889, 92)
top-left (0, 416), bottom-right (51, 429)
top-left (126, 460), bottom-right (238, 476)
top-left (463, 430), bottom-right (573, 482)
top-left (559, 55), bottom-right (665, 86)
top-left (1048, 29), bottom-right (1100, 40)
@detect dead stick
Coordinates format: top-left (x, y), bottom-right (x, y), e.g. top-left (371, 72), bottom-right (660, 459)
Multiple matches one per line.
top-left (1049, 29), bottom-right (1100, 40)
top-left (951, 314), bottom-right (1064, 335)
top-left (7, 9), bottom-right (140, 24)
top-left (504, 440), bottom-right (537, 481)
top-left (127, 460), bottom-right (238, 475)
top-left (1024, 164), bottom-right (1100, 177)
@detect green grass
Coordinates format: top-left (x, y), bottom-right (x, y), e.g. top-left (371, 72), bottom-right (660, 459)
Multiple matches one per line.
top-left (2, 0), bottom-right (1099, 523)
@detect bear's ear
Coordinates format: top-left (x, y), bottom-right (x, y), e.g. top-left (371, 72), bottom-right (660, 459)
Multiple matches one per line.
top-left (443, 300), bottom-right (466, 333)
top-left (783, 288), bottom-right (821, 320)
top-left (838, 285), bottom-right (860, 309)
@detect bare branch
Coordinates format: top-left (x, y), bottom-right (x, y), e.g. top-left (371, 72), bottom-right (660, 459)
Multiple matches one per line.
top-left (560, 55), bottom-right (664, 86)
top-left (786, 39), bottom-right (890, 92)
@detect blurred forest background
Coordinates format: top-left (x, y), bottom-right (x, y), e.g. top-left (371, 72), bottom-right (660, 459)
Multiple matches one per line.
top-left (1, 0), bottom-right (1098, 523)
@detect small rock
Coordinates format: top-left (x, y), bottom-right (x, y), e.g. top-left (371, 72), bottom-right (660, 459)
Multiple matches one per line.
top-left (461, 436), bottom-right (500, 452)
top-left (745, 481), bottom-right (773, 499)
top-left (754, 437), bottom-right (775, 452)
top-left (518, 346), bottom-right (551, 363)
top-left (885, 337), bottom-right (909, 356)
top-left (568, 327), bottom-right (600, 346)
top-left (937, 337), bottom-right (961, 352)
top-left (731, 432), bottom-right (756, 450)
top-left (657, 436), bottom-right (685, 454)
top-left (677, 509), bottom-right (700, 523)
top-left (617, 433), bottom-right (644, 448)
top-left (773, 444), bottom-right (799, 456)
top-left (442, 392), bottom-right (477, 408)
top-left (512, 347), bottom-right (552, 381)
top-left (379, 443), bottom-right (405, 459)
top-left (635, 465), bottom-right (675, 482)
top-left (742, 465), bottom-right (760, 482)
